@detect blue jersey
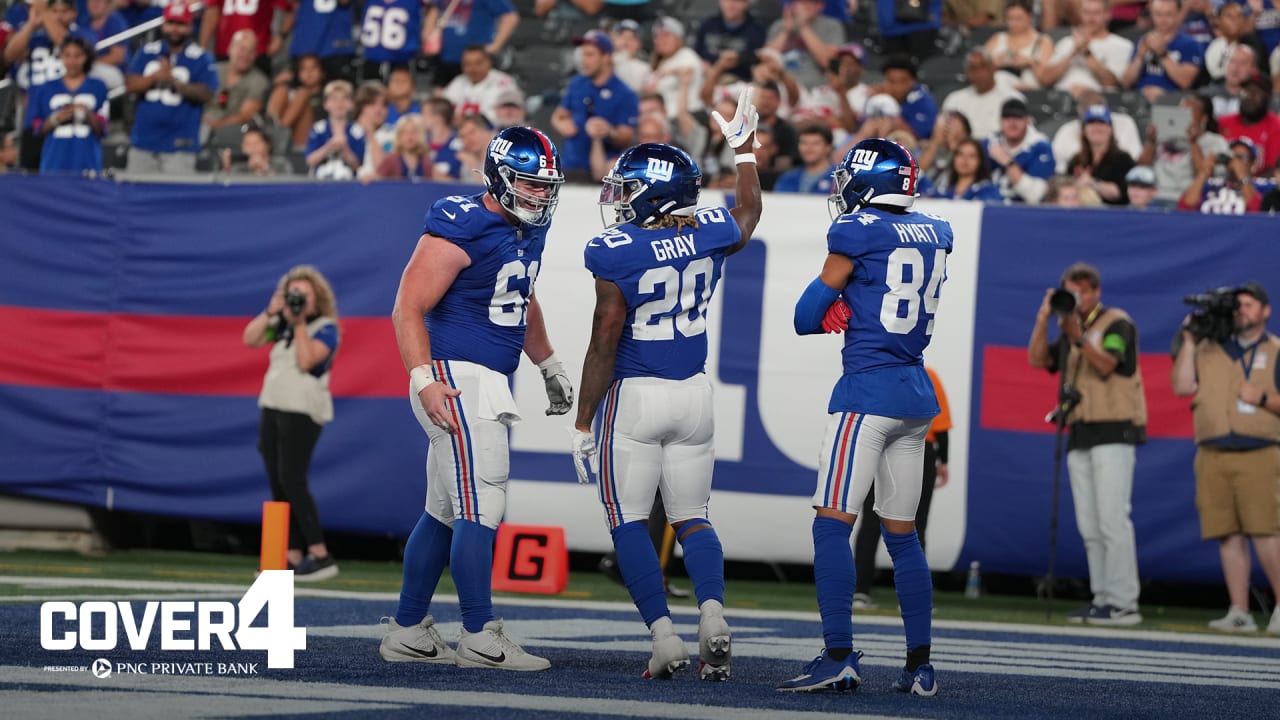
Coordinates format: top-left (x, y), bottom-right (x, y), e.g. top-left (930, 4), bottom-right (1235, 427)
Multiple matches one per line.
top-left (431, 132), bottom-right (462, 178)
top-left (438, 0), bottom-right (514, 63)
top-left (305, 118), bottom-right (367, 179)
top-left (423, 193), bottom-right (549, 375)
top-left (900, 84), bottom-right (938, 141)
top-left (584, 207), bottom-right (742, 381)
top-left (1131, 34), bottom-right (1202, 92)
top-left (826, 206), bottom-right (953, 418)
top-left (360, 0), bottom-right (424, 63)
top-left (34, 76), bottom-right (109, 173)
top-left (79, 10), bottom-right (130, 61)
top-left (1256, 0), bottom-right (1280, 53)
top-left (15, 24), bottom-right (98, 128)
top-left (557, 73), bottom-right (639, 171)
top-left (291, 0), bottom-right (357, 58)
top-left (386, 98), bottom-right (421, 126)
top-left (127, 39), bottom-right (218, 153)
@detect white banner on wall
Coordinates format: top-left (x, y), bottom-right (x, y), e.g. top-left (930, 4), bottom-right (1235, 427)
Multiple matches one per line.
top-left (500, 186), bottom-right (984, 571)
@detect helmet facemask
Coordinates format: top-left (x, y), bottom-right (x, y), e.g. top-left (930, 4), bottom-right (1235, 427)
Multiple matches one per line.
top-left (598, 172), bottom-right (645, 229)
top-left (495, 164), bottom-right (563, 227)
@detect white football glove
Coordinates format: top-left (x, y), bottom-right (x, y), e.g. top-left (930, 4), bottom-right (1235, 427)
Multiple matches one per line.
top-left (538, 355), bottom-right (574, 416)
top-left (569, 428), bottom-right (597, 484)
top-left (711, 86), bottom-right (760, 150)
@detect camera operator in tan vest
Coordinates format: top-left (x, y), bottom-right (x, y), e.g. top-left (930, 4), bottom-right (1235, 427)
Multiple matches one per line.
top-left (1171, 282), bottom-right (1280, 634)
top-left (1029, 262), bottom-right (1146, 626)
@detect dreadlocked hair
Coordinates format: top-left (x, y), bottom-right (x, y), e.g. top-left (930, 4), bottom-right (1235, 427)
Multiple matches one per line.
top-left (647, 215), bottom-right (700, 231)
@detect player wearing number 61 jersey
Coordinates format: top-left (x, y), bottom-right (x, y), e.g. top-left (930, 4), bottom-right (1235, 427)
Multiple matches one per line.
top-left (385, 126), bottom-right (573, 672)
top-left (779, 138), bottom-right (952, 697)
top-left (570, 87), bottom-right (763, 683)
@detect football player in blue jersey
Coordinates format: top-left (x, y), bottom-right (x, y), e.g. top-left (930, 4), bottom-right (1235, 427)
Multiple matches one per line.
top-left (569, 88), bottom-right (763, 681)
top-left (384, 126), bottom-right (574, 672)
top-left (778, 138), bottom-right (953, 697)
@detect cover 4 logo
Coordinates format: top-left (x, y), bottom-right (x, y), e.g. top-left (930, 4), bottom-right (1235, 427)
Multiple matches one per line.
top-left (40, 570), bottom-right (306, 669)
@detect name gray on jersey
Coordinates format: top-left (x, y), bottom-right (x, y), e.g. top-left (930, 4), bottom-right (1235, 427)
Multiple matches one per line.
top-left (651, 234), bottom-right (697, 262)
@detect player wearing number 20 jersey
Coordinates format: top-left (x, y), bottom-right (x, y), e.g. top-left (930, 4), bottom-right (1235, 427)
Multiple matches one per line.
top-left (573, 133), bottom-right (762, 682)
top-left (779, 138), bottom-right (950, 698)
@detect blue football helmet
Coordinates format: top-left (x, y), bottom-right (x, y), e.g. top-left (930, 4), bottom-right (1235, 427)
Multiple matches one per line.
top-left (482, 126), bottom-right (565, 227)
top-left (599, 143), bottom-right (702, 228)
top-left (829, 137), bottom-right (919, 218)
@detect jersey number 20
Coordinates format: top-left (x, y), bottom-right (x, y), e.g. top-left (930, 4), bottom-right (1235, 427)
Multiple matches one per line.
top-left (880, 247), bottom-right (945, 335)
top-left (633, 257), bottom-right (714, 340)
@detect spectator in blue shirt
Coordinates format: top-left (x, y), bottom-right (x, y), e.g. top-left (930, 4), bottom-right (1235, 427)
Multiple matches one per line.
top-left (551, 29), bottom-right (639, 181)
top-left (693, 0), bottom-right (767, 82)
top-left (1121, 0), bottom-right (1202, 102)
top-left (79, 0), bottom-right (128, 72)
top-left (32, 35), bottom-right (108, 174)
top-left (984, 97), bottom-right (1056, 204)
top-left (124, 3), bottom-right (217, 174)
top-left (880, 54), bottom-right (937, 141)
top-left (425, 0), bottom-right (517, 87)
top-left (305, 79), bottom-right (367, 179)
top-left (290, 0), bottom-right (357, 83)
top-left (876, 0), bottom-right (942, 62)
top-left (773, 123), bottom-right (836, 194)
top-left (5, 0), bottom-right (98, 170)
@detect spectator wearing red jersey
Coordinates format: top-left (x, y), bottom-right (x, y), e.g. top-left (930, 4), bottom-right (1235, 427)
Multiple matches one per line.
top-left (200, 0), bottom-right (290, 76)
top-left (1217, 74), bottom-right (1280, 173)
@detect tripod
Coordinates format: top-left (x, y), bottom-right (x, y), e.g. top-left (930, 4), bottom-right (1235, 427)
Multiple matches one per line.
top-left (1044, 337), bottom-right (1081, 619)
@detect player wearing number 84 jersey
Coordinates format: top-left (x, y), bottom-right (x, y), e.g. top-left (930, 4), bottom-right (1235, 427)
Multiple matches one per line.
top-left (779, 138), bottom-right (951, 697)
top-left (385, 126), bottom-right (572, 672)
top-left (572, 89), bottom-right (763, 683)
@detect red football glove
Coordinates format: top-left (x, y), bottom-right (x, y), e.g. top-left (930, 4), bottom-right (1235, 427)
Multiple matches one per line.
top-left (821, 299), bottom-right (851, 334)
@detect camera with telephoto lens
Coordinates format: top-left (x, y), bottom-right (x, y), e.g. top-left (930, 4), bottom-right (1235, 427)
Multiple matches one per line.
top-left (285, 289), bottom-right (307, 316)
top-left (1183, 287), bottom-right (1239, 343)
top-left (1050, 288), bottom-right (1079, 315)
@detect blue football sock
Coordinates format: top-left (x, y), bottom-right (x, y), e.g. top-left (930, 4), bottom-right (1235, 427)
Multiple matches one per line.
top-left (394, 513), bottom-right (452, 627)
top-left (677, 520), bottom-right (724, 606)
top-left (883, 527), bottom-right (932, 652)
top-left (813, 516), bottom-right (855, 652)
top-left (450, 520), bottom-right (496, 633)
top-left (612, 520), bottom-right (670, 627)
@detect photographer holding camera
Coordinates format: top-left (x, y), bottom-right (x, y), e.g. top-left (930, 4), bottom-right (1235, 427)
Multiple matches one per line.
top-left (1029, 262), bottom-right (1146, 626)
top-left (1170, 282), bottom-right (1280, 634)
top-left (242, 265), bottom-right (340, 581)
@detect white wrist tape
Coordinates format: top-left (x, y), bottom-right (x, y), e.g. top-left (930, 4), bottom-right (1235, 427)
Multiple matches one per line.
top-left (409, 364), bottom-right (436, 396)
top-left (537, 353), bottom-right (561, 371)
top-left (734, 153), bottom-right (757, 165)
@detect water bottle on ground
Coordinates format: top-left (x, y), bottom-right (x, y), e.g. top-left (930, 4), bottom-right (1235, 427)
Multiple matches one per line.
top-left (965, 561), bottom-right (981, 599)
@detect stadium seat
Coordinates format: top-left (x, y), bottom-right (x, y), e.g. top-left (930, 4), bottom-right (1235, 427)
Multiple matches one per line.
top-left (967, 24), bottom-right (1006, 50)
top-left (1104, 89), bottom-right (1151, 124)
top-left (1022, 88), bottom-right (1076, 120)
top-left (919, 54), bottom-right (967, 86)
top-left (103, 142), bottom-right (130, 170)
top-left (512, 0), bottom-right (539, 18)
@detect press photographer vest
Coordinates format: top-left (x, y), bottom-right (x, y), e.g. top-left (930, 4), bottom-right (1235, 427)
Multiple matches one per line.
top-left (1065, 307), bottom-right (1147, 427)
top-left (258, 316), bottom-right (336, 425)
top-left (1191, 334), bottom-right (1280, 444)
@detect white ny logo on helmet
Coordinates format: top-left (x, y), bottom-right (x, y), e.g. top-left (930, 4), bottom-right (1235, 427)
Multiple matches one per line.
top-left (849, 149), bottom-right (879, 173)
top-left (645, 158), bottom-right (675, 183)
top-left (489, 137), bottom-right (513, 164)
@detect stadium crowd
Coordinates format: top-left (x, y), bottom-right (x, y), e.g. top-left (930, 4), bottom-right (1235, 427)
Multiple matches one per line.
top-left (2, 0), bottom-right (1279, 212)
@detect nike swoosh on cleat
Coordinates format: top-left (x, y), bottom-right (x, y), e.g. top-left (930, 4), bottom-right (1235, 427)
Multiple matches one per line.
top-left (398, 643), bottom-right (438, 659)
top-left (468, 648), bottom-right (506, 663)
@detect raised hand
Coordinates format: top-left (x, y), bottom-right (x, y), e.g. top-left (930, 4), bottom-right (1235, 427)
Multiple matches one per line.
top-left (711, 86), bottom-right (759, 150)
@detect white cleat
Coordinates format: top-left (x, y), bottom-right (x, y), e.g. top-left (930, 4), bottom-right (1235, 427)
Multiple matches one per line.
top-left (379, 616), bottom-right (457, 664)
top-left (454, 619), bottom-right (551, 672)
top-left (697, 601), bottom-right (732, 681)
top-left (643, 628), bottom-right (690, 679)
